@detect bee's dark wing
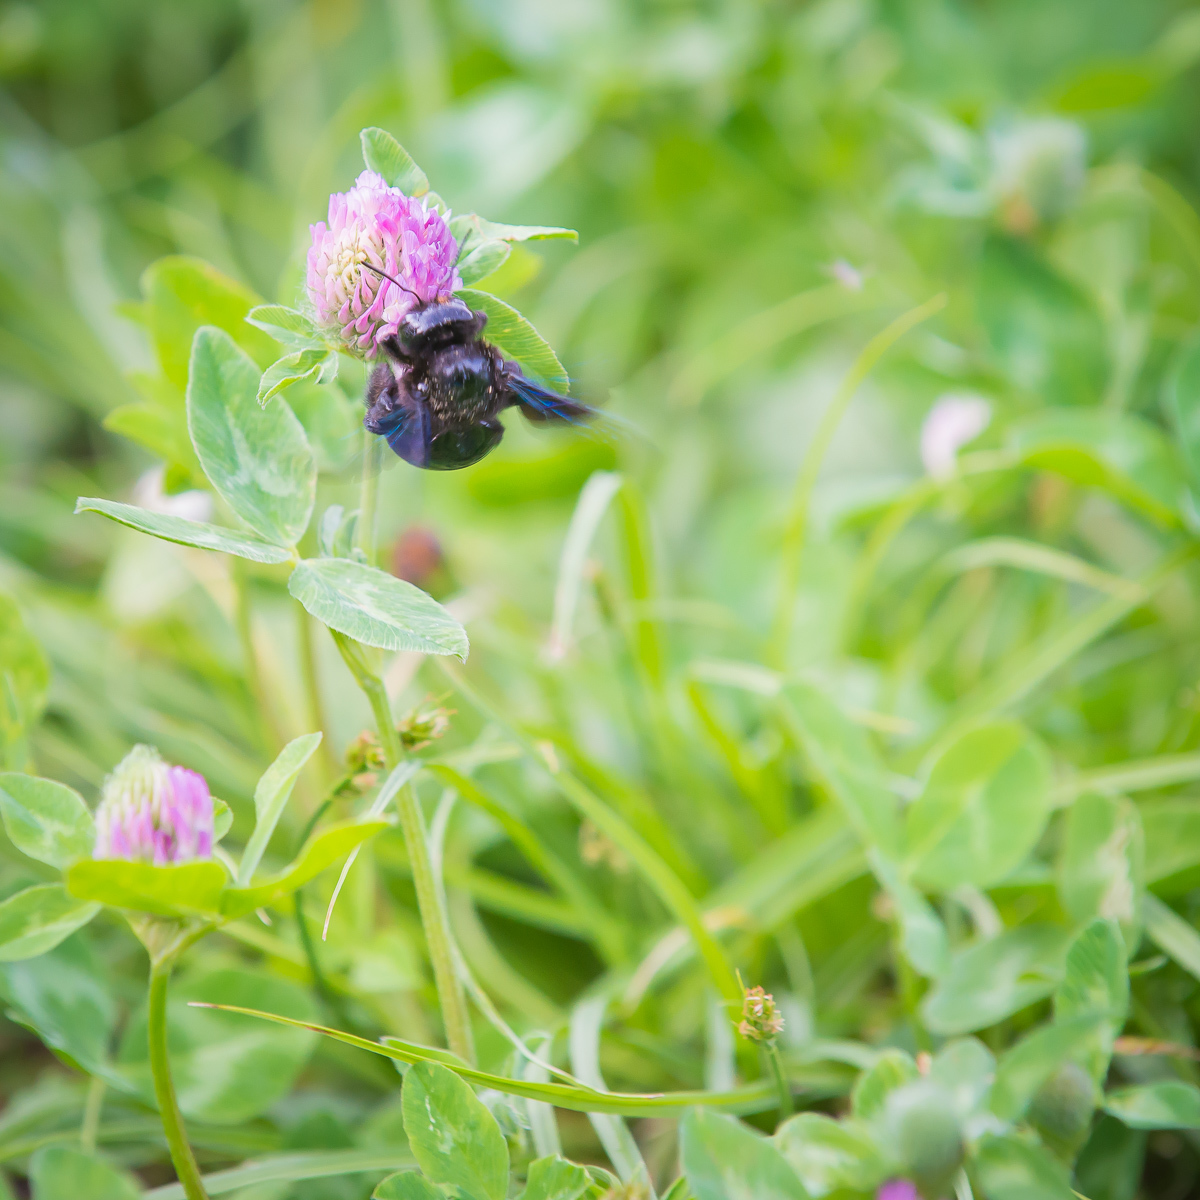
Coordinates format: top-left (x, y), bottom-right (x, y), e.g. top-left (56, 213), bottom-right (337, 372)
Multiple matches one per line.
top-left (506, 375), bottom-right (596, 426)
top-left (371, 399), bottom-right (431, 468)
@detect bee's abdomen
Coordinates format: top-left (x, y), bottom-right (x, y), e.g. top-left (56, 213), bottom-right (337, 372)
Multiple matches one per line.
top-left (420, 342), bottom-right (503, 426)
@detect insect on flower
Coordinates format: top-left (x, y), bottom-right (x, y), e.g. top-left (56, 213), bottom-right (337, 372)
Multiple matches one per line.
top-left (93, 744), bottom-right (213, 865)
top-left (307, 170), bottom-right (596, 471)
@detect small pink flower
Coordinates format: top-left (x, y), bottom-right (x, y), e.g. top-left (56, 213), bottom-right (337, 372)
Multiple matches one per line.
top-left (305, 170), bottom-right (461, 357)
top-left (919, 393), bottom-right (991, 478)
top-left (94, 746), bottom-right (213, 865)
top-left (877, 1182), bottom-right (920, 1200)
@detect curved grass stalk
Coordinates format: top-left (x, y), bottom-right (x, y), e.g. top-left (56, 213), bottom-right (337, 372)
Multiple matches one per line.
top-left (194, 1002), bottom-right (780, 1117)
top-left (769, 294), bottom-right (947, 669)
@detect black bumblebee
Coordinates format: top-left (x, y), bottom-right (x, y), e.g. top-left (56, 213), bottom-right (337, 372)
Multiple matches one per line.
top-left (361, 266), bottom-right (593, 470)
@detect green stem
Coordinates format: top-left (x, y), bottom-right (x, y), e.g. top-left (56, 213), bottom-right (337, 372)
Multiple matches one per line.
top-left (356, 432), bottom-right (382, 567)
top-left (764, 1041), bottom-right (793, 1119)
top-left (80, 1075), bottom-right (105, 1154)
top-left (331, 631), bottom-right (475, 1065)
top-left (296, 603), bottom-right (338, 781)
top-left (148, 957), bottom-right (210, 1200)
top-left (768, 294), bottom-right (947, 669)
top-left (233, 561), bottom-right (282, 753)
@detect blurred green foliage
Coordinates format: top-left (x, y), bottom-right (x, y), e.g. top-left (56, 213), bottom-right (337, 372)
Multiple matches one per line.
top-left (9, 0), bottom-right (1200, 1197)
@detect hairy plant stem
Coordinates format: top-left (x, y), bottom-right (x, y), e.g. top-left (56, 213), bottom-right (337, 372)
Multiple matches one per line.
top-left (148, 953), bottom-right (210, 1200)
top-left (768, 293), bottom-right (947, 669)
top-left (331, 630), bottom-right (475, 1066)
top-left (764, 1041), bottom-right (793, 1119)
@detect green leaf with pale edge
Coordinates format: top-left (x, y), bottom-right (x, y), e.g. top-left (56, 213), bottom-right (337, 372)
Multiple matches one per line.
top-left (972, 1132), bottom-right (1076, 1200)
top-left (75, 498), bottom-right (293, 564)
top-left (186, 326), bottom-right (316, 545)
top-left (66, 859), bottom-right (228, 918)
top-left (374, 1174), bottom-right (441, 1200)
top-left (237, 733), bottom-right (323, 885)
top-left (29, 1146), bottom-right (142, 1200)
top-left (851, 1049), bottom-right (918, 1120)
top-left (1105, 1081), bottom-right (1200, 1129)
top-left (906, 720), bottom-right (1052, 890)
top-left (773, 1113), bottom-right (883, 1195)
top-left (681, 1109), bottom-right (810, 1200)
top-left (257, 349), bottom-right (336, 405)
top-left (246, 304), bottom-right (324, 349)
top-left (449, 213), bottom-right (578, 252)
top-left (0, 935), bottom-right (118, 1078)
top-left (921, 925), bottom-right (1070, 1036)
top-left (457, 289), bottom-right (569, 392)
top-left (457, 239), bottom-right (512, 286)
top-left (188, 1004), bottom-right (779, 1115)
top-left (288, 557), bottom-right (468, 657)
top-left (519, 1155), bottom-right (592, 1200)
top-left (0, 885), bottom-right (99, 961)
top-left (220, 819), bottom-right (388, 917)
top-left (212, 799), bottom-right (233, 843)
top-left (360, 127), bottom-right (429, 196)
top-left (0, 773), bottom-right (94, 867)
top-left (401, 1062), bottom-right (509, 1200)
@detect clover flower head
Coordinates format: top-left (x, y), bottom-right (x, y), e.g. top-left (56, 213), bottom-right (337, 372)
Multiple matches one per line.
top-left (738, 984), bottom-right (785, 1043)
top-left (306, 170), bottom-right (461, 358)
top-left (94, 745), bottom-right (213, 866)
top-left (920, 393), bottom-right (991, 478)
top-left (877, 1182), bottom-right (920, 1200)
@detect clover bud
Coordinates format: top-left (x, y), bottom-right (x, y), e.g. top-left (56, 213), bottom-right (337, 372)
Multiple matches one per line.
top-left (1028, 1060), bottom-right (1097, 1155)
top-left (738, 984), bottom-right (785, 1043)
top-left (342, 729), bottom-right (386, 794)
top-left (306, 170), bottom-right (461, 357)
top-left (988, 117), bottom-right (1086, 234)
top-left (397, 699), bottom-right (454, 752)
top-left (882, 1081), bottom-right (963, 1200)
top-left (919, 393), bottom-right (990, 478)
top-left (94, 745), bottom-right (213, 865)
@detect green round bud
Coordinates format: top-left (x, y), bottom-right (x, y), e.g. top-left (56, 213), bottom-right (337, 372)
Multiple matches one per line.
top-left (883, 1081), bottom-right (963, 1199)
top-left (1028, 1061), bottom-right (1097, 1149)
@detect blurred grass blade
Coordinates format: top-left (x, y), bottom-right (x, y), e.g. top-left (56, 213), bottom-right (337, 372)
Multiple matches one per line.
top-left (144, 1148), bottom-right (416, 1199)
top-left (770, 294), bottom-right (947, 667)
top-left (238, 733), bottom-right (322, 885)
top-left (940, 538), bottom-right (1146, 600)
top-left (547, 471), bottom-right (622, 660)
top-left (922, 543), bottom-right (1197, 755)
top-left (439, 662), bottom-right (740, 1001)
top-left (570, 992), bottom-right (655, 1190)
top-left (1144, 894), bottom-right (1200, 983)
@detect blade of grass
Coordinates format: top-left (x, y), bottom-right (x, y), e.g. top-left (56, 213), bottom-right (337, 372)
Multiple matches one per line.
top-left (189, 1003), bottom-right (778, 1115)
top-left (570, 991), bottom-right (655, 1191)
top-left (144, 1148), bottom-right (415, 1200)
top-left (438, 660), bottom-right (741, 1003)
top-left (770, 294), bottom-right (948, 668)
top-left (428, 763), bottom-right (625, 960)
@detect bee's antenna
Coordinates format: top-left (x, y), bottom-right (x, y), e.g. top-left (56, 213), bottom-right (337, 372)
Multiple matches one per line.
top-left (362, 261), bottom-right (422, 303)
